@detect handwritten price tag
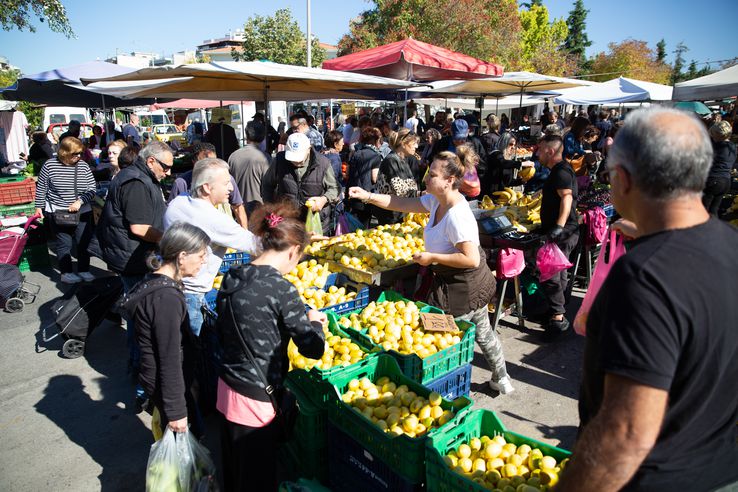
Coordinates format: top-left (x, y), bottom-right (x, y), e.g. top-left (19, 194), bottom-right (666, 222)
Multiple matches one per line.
top-left (419, 312), bottom-right (457, 333)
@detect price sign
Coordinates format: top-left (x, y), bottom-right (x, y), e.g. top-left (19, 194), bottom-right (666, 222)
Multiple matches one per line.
top-left (211, 108), bottom-right (232, 125)
top-left (340, 103), bottom-right (356, 115)
top-left (419, 312), bottom-right (457, 333)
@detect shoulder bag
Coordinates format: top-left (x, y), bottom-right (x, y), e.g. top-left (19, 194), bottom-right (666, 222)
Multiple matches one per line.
top-left (52, 164), bottom-right (81, 226)
top-left (227, 297), bottom-right (296, 441)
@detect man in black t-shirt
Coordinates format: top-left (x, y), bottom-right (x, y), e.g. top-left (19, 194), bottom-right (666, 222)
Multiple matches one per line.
top-left (537, 134), bottom-right (579, 337)
top-left (558, 108), bottom-right (738, 492)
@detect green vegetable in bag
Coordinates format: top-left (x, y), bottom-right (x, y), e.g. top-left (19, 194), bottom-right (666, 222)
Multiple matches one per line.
top-left (305, 209), bottom-right (323, 236)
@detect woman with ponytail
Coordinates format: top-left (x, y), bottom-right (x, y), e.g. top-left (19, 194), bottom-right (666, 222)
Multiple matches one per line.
top-left (349, 151), bottom-right (514, 395)
top-left (120, 222), bottom-right (211, 436)
top-left (215, 201), bottom-right (326, 491)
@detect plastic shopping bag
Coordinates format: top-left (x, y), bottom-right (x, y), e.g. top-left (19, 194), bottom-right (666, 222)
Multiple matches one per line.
top-left (146, 428), bottom-right (218, 492)
top-left (497, 248), bottom-right (525, 280)
top-left (305, 209), bottom-right (323, 236)
top-left (151, 407), bottom-right (163, 442)
top-left (582, 207), bottom-right (608, 246)
top-left (536, 241), bottom-right (573, 282)
top-left (334, 210), bottom-right (363, 236)
top-left (573, 229), bottom-right (626, 336)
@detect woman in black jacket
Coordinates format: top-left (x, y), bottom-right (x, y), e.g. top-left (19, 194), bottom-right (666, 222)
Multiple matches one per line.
top-left (484, 132), bottom-right (534, 193)
top-left (346, 126), bottom-right (383, 226)
top-left (703, 121), bottom-right (737, 215)
top-left (122, 222), bottom-right (210, 436)
top-left (215, 202), bottom-right (325, 492)
top-left (374, 128), bottom-right (420, 225)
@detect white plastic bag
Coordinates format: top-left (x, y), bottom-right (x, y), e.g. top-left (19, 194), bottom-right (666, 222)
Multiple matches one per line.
top-left (146, 428), bottom-right (218, 492)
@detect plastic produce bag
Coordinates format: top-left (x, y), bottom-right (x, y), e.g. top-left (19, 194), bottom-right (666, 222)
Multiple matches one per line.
top-left (334, 210), bottom-right (363, 236)
top-left (496, 248), bottom-right (525, 280)
top-left (146, 428), bottom-right (218, 492)
top-left (536, 241), bottom-right (573, 282)
top-left (573, 229), bottom-right (626, 336)
top-left (305, 209), bottom-right (323, 236)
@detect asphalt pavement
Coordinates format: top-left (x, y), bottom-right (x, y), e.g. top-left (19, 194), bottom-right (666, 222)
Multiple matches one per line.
top-left (0, 253), bottom-right (585, 491)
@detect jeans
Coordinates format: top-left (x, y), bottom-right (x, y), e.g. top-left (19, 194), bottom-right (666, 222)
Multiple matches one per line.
top-left (48, 211), bottom-right (94, 274)
top-left (702, 176), bottom-right (731, 215)
top-left (184, 292), bottom-right (206, 337)
top-left (456, 306), bottom-right (508, 382)
top-left (541, 231), bottom-right (580, 317)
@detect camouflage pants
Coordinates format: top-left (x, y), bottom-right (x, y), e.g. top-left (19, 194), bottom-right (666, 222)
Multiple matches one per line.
top-left (456, 306), bottom-right (508, 381)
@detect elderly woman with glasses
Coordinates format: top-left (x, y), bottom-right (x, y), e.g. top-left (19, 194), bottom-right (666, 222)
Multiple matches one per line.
top-left (35, 137), bottom-right (98, 284)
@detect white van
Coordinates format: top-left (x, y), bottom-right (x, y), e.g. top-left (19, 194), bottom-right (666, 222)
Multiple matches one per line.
top-left (135, 110), bottom-right (171, 134)
top-left (43, 106), bottom-right (90, 129)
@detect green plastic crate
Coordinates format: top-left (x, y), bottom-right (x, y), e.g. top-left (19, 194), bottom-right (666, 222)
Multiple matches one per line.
top-left (425, 409), bottom-right (571, 492)
top-left (335, 292), bottom-right (477, 384)
top-left (0, 202), bottom-right (37, 220)
top-left (282, 377), bottom-right (329, 483)
top-left (325, 354), bottom-right (473, 484)
top-left (18, 244), bottom-right (50, 272)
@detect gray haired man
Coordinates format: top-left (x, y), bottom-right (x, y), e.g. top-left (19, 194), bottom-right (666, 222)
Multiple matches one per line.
top-left (558, 108), bottom-right (738, 491)
top-left (164, 158), bottom-right (259, 336)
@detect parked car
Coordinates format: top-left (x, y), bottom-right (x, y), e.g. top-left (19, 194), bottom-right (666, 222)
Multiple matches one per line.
top-left (152, 124), bottom-right (186, 147)
top-left (46, 123), bottom-right (95, 145)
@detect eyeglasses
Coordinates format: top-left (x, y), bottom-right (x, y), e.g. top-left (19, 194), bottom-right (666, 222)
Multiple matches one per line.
top-left (153, 157), bottom-right (173, 172)
top-left (72, 152), bottom-right (83, 157)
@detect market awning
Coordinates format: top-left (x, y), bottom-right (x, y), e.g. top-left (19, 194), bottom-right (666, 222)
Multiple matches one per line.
top-left (427, 72), bottom-right (594, 97)
top-left (81, 61), bottom-right (422, 101)
top-left (0, 60), bottom-right (167, 107)
top-left (321, 38), bottom-right (503, 82)
top-left (553, 77), bottom-right (672, 105)
top-left (148, 99), bottom-right (244, 110)
top-left (672, 64), bottom-right (738, 102)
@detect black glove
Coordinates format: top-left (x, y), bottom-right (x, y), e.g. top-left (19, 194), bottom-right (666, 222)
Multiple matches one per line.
top-left (548, 225), bottom-right (565, 242)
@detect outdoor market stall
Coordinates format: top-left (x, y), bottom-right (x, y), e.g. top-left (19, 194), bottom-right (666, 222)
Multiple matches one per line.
top-left (553, 76), bottom-right (672, 105)
top-left (672, 64), bottom-right (738, 101)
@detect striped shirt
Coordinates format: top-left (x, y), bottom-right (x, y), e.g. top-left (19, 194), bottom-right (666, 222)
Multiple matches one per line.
top-left (35, 158), bottom-right (97, 212)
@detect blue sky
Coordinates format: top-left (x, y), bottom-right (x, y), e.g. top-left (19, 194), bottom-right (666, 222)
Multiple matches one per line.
top-left (1, 0), bottom-right (736, 76)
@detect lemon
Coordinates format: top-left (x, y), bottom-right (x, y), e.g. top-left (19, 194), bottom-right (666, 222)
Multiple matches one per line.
top-left (457, 444), bottom-right (472, 459)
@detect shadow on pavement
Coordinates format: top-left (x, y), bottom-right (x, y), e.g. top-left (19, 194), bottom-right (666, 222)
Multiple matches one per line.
top-left (499, 409), bottom-right (579, 450)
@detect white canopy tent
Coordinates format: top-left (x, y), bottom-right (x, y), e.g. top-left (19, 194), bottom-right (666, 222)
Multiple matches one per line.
top-left (0, 100), bottom-right (18, 111)
top-left (672, 64), bottom-right (738, 101)
top-left (415, 95), bottom-right (547, 111)
top-left (553, 77), bottom-right (672, 105)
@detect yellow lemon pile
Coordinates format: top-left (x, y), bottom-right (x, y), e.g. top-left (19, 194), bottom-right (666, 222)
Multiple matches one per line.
top-left (304, 222), bottom-right (425, 273)
top-left (288, 323), bottom-right (367, 371)
top-left (342, 377), bottom-right (455, 438)
top-left (338, 300), bottom-right (463, 358)
top-left (284, 259), bottom-right (331, 293)
top-left (212, 274), bottom-right (223, 290)
top-left (302, 285), bottom-right (358, 310)
top-left (444, 435), bottom-right (568, 491)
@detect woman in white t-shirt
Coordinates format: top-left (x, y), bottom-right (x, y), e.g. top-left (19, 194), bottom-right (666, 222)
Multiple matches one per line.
top-left (348, 151), bottom-right (514, 394)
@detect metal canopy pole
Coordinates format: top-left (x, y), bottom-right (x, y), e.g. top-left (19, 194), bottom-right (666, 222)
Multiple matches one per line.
top-left (219, 100), bottom-right (224, 158)
top-left (240, 100), bottom-right (245, 146)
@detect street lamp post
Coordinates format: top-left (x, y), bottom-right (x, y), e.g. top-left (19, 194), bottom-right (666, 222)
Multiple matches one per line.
top-left (306, 0), bottom-right (312, 67)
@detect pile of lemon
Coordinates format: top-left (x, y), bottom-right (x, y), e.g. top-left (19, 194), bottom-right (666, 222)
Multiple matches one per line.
top-left (288, 322), bottom-right (367, 371)
top-left (284, 260), bottom-right (331, 293)
top-left (444, 435), bottom-right (567, 491)
top-left (304, 221), bottom-right (425, 273)
top-left (338, 300), bottom-right (463, 358)
top-left (342, 376), bottom-right (455, 438)
top-left (302, 285), bottom-right (358, 310)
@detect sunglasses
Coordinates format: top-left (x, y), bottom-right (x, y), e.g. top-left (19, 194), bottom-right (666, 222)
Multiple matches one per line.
top-left (153, 157), bottom-right (173, 172)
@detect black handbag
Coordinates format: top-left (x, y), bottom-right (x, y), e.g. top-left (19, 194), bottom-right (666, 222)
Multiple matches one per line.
top-left (52, 164), bottom-right (81, 226)
top-left (227, 297), bottom-right (297, 441)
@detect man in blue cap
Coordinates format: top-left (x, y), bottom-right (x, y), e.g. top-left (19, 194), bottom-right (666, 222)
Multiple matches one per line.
top-left (430, 117), bottom-right (488, 182)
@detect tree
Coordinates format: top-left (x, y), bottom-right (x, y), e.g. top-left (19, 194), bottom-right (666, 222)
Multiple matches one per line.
top-left (686, 60), bottom-right (698, 81)
top-left (0, 68), bottom-right (43, 130)
top-left (564, 0), bottom-right (592, 68)
top-left (520, 0), bottom-right (543, 8)
top-left (0, 0), bottom-right (74, 38)
top-left (337, 0), bottom-right (523, 71)
top-left (518, 4), bottom-right (578, 76)
top-left (670, 42), bottom-right (688, 84)
top-left (656, 38), bottom-right (667, 63)
top-left (589, 39), bottom-right (671, 84)
top-left (232, 8), bottom-right (325, 67)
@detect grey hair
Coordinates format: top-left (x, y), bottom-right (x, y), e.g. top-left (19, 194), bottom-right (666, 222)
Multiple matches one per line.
top-left (608, 107), bottom-right (713, 200)
top-left (139, 141), bottom-right (172, 163)
top-left (146, 222), bottom-right (211, 276)
top-left (191, 158), bottom-right (229, 198)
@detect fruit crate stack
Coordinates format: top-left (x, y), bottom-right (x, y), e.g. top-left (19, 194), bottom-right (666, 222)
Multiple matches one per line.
top-left (0, 177), bottom-right (36, 209)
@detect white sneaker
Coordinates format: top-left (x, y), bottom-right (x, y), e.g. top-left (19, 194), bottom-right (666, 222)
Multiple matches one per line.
top-left (61, 273), bottom-right (82, 284)
top-left (489, 376), bottom-right (515, 395)
top-left (78, 272), bottom-right (96, 282)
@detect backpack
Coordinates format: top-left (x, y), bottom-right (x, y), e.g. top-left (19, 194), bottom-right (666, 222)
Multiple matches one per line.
top-left (581, 207), bottom-right (608, 246)
top-left (49, 276), bottom-right (123, 341)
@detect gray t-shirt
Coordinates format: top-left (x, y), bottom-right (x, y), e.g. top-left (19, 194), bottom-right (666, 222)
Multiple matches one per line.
top-left (228, 143), bottom-right (272, 213)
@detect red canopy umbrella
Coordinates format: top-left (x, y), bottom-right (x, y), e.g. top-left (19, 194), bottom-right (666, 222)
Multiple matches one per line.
top-left (322, 38), bottom-right (503, 82)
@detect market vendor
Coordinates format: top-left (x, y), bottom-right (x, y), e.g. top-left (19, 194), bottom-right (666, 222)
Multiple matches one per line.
top-left (537, 133), bottom-right (579, 339)
top-left (349, 151), bottom-right (514, 395)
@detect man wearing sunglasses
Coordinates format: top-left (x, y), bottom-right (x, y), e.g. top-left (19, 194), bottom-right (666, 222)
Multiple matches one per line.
top-left (558, 108), bottom-right (738, 491)
top-left (98, 140), bottom-right (173, 409)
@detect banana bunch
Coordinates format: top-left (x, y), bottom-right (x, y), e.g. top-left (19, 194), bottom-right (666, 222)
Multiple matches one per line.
top-left (519, 166), bottom-right (536, 181)
top-left (493, 187), bottom-right (524, 205)
top-left (502, 192), bottom-right (542, 232)
top-left (480, 195), bottom-right (498, 210)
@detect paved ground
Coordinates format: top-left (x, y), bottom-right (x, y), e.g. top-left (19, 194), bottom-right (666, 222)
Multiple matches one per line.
top-left (0, 253), bottom-right (585, 491)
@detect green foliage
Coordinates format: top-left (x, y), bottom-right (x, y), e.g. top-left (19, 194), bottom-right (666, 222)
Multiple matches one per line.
top-left (0, 68), bottom-right (43, 129)
top-left (518, 4), bottom-right (577, 76)
top-left (656, 39), bottom-right (667, 63)
top-left (232, 8), bottom-right (325, 67)
top-left (337, 0), bottom-right (522, 72)
top-left (670, 42), bottom-right (688, 84)
top-left (590, 39), bottom-right (671, 84)
top-left (0, 0), bottom-right (74, 38)
top-left (564, 0), bottom-right (591, 67)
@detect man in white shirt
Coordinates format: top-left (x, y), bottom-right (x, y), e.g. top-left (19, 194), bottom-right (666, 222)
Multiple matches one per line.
top-left (404, 108), bottom-right (419, 134)
top-left (164, 158), bottom-right (260, 336)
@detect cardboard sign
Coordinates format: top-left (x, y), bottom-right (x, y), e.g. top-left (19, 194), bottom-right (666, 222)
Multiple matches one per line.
top-left (340, 103), bottom-right (356, 115)
top-left (420, 312), bottom-right (457, 333)
top-left (211, 108), bottom-right (232, 125)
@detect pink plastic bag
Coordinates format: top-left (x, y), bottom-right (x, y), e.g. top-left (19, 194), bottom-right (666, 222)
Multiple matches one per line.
top-left (536, 241), bottom-right (573, 282)
top-left (497, 248), bottom-right (525, 280)
top-left (582, 207), bottom-right (608, 246)
top-left (573, 229), bottom-right (626, 335)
